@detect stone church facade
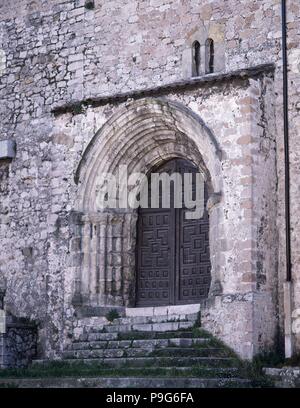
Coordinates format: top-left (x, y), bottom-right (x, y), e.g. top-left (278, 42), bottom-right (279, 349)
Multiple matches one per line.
top-left (0, 0), bottom-right (299, 363)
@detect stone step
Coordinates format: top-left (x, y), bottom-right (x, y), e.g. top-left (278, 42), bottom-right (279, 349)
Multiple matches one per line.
top-left (78, 366), bottom-right (240, 377)
top-left (85, 332), bottom-right (119, 342)
top-left (152, 347), bottom-right (229, 358)
top-left (107, 313), bottom-right (199, 326)
top-left (91, 321), bottom-right (195, 334)
top-left (24, 363), bottom-right (241, 378)
top-left (118, 330), bottom-right (202, 340)
top-left (63, 347), bottom-right (227, 360)
top-left (83, 330), bottom-right (200, 342)
top-left (125, 304), bottom-right (200, 317)
top-left (73, 313), bottom-right (199, 340)
top-left (48, 310), bottom-right (246, 389)
top-left (34, 356), bottom-right (238, 368)
top-left (69, 337), bottom-right (210, 351)
top-left (0, 376), bottom-right (252, 388)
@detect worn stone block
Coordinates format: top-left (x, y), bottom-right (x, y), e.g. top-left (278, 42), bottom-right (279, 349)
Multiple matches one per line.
top-left (0, 140), bottom-right (16, 160)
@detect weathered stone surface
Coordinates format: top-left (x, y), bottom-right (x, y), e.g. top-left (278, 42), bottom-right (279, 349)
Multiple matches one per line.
top-left (0, 0), bottom-right (299, 365)
top-left (264, 367), bottom-right (300, 388)
top-left (0, 140), bottom-right (16, 160)
top-left (0, 376), bottom-right (252, 388)
top-left (1, 313), bottom-right (37, 368)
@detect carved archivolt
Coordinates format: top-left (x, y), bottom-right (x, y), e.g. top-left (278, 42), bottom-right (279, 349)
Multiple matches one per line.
top-left (72, 98), bottom-right (222, 307)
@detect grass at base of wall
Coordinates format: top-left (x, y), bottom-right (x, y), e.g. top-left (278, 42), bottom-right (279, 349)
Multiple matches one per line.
top-left (0, 360), bottom-right (274, 387)
top-left (0, 365), bottom-right (238, 379)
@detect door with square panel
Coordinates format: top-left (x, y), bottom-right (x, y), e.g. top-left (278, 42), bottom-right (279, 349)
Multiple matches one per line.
top-left (136, 158), bottom-right (211, 306)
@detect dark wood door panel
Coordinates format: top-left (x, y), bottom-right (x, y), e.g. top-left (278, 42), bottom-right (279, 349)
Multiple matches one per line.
top-left (176, 206), bottom-right (211, 304)
top-left (136, 210), bottom-right (174, 306)
top-left (136, 158), bottom-right (211, 307)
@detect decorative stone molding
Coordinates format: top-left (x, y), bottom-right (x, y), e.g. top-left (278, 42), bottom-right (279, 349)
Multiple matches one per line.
top-left (210, 279), bottom-right (223, 296)
top-left (75, 98), bottom-right (222, 212)
top-left (73, 98), bottom-right (222, 308)
top-left (71, 210), bottom-right (138, 307)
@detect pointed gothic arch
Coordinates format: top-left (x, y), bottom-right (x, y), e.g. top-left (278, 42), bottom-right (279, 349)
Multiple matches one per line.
top-left (72, 98), bottom-right (223, 307)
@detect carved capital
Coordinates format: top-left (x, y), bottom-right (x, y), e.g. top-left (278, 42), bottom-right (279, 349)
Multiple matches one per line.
top-left (207, 192), bottom-right (222, 212)
top-left (210, 280), bottom-right (223, 296)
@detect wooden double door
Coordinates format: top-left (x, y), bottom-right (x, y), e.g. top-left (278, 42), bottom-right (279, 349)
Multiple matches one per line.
top-left (136, 158), bottom-right (211, 306)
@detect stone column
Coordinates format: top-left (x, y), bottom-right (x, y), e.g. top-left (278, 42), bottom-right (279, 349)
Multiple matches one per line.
top-left (98, 215), bottom-right (108, 302)
top-left (73, 210), bottom-right (139, 308)
top-left (80, 215), bottom-right (92, 303)
top-left (70, 212), bottom-right (84, 307)
top-left (122, 211), bottom-right (138, 306)
top-left (106, 213), bottom-right (125, 305)
top-left (88, 217), bottom-right (98, 304)
top-left (207, 192), bottom-right (222, 296)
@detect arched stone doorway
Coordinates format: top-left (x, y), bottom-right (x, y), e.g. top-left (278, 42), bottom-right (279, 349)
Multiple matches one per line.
top-left (73, 98), bottom-right (222, 309)
top-left (136, 158), bottom-right (211, 306)
top-left (68, 91), bottom-right (279, 360)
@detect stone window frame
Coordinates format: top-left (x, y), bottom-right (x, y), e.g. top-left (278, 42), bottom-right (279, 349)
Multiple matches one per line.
top-left (191, 40), bottom-right (201, 77)
top-left (205, 38), bottom-right (215, 74)
top-left (182, 26), bottom-right (225, 78)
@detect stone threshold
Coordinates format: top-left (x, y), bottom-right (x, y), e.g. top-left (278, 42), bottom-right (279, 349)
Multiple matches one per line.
top-left (52, 63), bottom-right (275, 116)
top-left (125, 304), bottom-right (201, 317)
top-left (74, 304), bottom-right (201, 319)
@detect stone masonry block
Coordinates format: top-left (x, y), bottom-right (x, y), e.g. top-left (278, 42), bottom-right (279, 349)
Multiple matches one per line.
top-left (0, 140), bottom-right (16, 160)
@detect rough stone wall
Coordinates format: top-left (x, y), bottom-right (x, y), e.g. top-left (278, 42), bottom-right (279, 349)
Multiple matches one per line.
top-left (264, 367), bottom-right (300, 388)
top-left (0, 0), bottom-right (282, 107)
top-left (196, 74), bottom-right (278, 358)
top-left (3, 315), bottom-right (37, 368)
top-left (0, 0), bottom-right (299, 359)
top-left (277, 6), bottom-right (300, 351)
top-left (49, 74), bottom-right (277, 359)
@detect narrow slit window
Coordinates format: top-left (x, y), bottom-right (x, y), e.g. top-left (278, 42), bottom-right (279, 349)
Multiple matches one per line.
top-left (85, 0), bottom-right (95, 9)
top-left (205, 38), bottom-right (214, 74)
top-left (192, 41), bottom-right (201, 77)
